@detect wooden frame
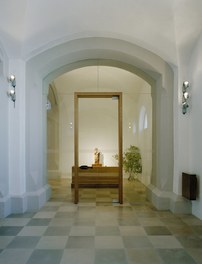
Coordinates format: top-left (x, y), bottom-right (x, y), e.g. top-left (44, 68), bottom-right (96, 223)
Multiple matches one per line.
top-left (74, 92), bottom-right (123, 204)
top-left (71, 166), bottom-right (120, 188)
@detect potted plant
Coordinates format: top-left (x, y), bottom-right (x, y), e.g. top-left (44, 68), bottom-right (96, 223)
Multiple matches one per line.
top-left (114, 145), bottom-right (142, 181)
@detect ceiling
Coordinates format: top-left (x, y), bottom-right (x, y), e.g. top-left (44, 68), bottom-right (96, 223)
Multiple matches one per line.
top-left (0, 0), bottom-right (202, 65)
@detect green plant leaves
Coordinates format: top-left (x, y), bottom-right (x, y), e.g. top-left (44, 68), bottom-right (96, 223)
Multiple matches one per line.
top-left (114, 145), bottom-right (142, 181)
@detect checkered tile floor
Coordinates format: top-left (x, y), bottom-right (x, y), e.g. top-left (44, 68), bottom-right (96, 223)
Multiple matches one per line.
top-left (0, 179), bottom-right (202, 264)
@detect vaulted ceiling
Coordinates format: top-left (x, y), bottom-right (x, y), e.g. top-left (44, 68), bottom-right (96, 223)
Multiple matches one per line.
top-left (0, 0), bottom-right (202, 65)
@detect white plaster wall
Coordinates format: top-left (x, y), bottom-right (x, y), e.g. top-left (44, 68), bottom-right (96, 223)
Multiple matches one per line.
top-left (171, 4), bottom-right (202, 218)
top-left (172, 0), bottom-right (202, 199)
top-left (136, 82), bottom-right (152, 186)
top-left (188, 34), bottom-right (202, 219)
top-left (47, 85), bottom-right (59, 178)
top-left (0, 51), bottom-right (27, 216)
top-left (8, 59), bottom-right (26, 196)
top-left (58, 93), bottom-right (74, 178)
top-left (25, 71), bottom-right (45, 192)
top-left (79, 98), bottom-right (118, 167)
top-left (0, 50), bottom-right (9, 199)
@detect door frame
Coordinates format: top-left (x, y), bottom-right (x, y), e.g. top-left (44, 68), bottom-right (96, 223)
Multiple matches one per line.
top-left (74, 92), bottom-right (123, 204)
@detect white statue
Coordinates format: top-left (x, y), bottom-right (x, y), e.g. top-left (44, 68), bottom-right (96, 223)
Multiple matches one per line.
top-left (94, 148), bottom-right (100, 164)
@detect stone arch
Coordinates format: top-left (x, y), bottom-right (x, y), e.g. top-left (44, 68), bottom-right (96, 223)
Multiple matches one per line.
top-left (25, 37), bottom-right (175, 211)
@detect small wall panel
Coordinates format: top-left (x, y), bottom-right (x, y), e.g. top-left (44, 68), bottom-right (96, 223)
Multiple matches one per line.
top-left (182, 172), bottom-right (197, 200)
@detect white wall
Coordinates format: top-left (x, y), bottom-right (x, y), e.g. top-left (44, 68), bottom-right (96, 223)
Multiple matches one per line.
top-left (0, 50), bottom-right (9, 200)
top-left (79, 98), bottom-right (118, 167)
top-left (47, 85), bottom-right (59, 178)
top-left (189, 34), bottom-right (202, 219)
top-left (136, 82), bottom-right (152, 185)
top-left (0, 51), bottom-right (27, 216)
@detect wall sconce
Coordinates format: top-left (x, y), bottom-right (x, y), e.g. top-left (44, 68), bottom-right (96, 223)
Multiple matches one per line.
top-left (7, 75), bottom-right (16, 107)
top-left (46, 99), bottom-right (51, 111)
top-left (182, 81), bottom-right (189, 115)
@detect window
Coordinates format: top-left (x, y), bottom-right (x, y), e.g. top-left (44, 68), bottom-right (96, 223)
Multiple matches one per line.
top-left (139, 106), bottom-right (148, 132)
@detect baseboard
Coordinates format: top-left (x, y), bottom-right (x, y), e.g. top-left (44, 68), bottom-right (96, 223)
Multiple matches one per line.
top-left (0, 184), bottom-right (51, 218)
top-left (26, 184), bottom-right (51, 211)
top-left (146, 184), bottom-right (192, 214)
top-left (0, 196), bottom-right (11, 218)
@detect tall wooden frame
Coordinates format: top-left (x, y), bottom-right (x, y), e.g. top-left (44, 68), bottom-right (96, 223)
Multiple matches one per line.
top-left (74, 92), bottom-right (123, 204)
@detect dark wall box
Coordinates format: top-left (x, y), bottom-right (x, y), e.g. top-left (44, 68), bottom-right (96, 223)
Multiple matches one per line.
top-left (182, 172), bottom-right (197, 200)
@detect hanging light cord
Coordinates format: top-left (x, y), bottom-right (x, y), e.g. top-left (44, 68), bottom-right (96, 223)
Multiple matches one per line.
top-left (97, 65), bottom-right (99, 91)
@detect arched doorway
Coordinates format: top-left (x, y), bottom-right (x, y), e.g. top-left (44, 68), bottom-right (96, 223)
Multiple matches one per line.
top-left (25, 37), bottom-right (175, 212)
top-left (47, 66), bottom-right (152, 203)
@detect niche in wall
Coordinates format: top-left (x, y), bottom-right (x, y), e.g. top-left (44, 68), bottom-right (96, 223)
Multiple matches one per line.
top-left (49, 66), bottom-right (152, 185)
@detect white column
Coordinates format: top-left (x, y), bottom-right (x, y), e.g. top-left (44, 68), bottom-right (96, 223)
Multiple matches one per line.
top-left (8, 59), bottom-right (26, 211)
